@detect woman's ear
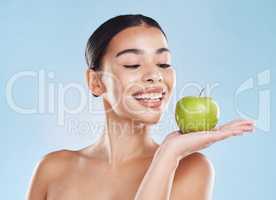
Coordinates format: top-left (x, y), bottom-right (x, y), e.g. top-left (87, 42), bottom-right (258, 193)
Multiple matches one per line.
top-left (85, 68), bottom-right (106, 96)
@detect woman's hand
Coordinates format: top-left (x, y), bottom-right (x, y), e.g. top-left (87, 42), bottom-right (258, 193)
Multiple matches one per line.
top-left (135, 119), bottom-right (255, 200)
top-left (160, 119), bottom-right (255, 162)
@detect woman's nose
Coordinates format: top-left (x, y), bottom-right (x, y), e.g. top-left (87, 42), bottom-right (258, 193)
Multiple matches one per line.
top-left (142, 70), bottom-right (163, 84)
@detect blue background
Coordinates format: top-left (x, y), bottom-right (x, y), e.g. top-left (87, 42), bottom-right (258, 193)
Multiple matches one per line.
top-left (0, 0), bottom-right (275, 199)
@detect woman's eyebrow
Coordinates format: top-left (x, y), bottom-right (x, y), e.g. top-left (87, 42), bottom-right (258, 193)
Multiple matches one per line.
top-left (156, 47), bottom-right (170, 54)
top-left (115, 47), bottom-right (170, 57)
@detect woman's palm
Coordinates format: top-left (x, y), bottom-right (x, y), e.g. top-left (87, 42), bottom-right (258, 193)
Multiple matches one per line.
top-left (163, 119), bottom-right (255, 159)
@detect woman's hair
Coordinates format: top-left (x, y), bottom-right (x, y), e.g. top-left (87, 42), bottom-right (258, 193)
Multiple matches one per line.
top-left (85, 14), bottom-right (167, 71)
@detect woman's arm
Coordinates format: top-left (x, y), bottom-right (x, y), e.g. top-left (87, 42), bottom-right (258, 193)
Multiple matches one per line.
top-left (134, 119), bottom-right (254, 200)
top-left (135, 145), bottom-right (213, 200)
top-left (134, 145), bottom-right (180, 200)
top-left (26, 156), bottom-right (49, 200)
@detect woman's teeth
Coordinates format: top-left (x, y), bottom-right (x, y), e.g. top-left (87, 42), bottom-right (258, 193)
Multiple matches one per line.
top-left (133, 92), bottom-right (163, 101)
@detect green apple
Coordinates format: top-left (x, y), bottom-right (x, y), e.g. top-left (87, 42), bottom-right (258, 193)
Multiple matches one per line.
top-left (175, 94), bottom-right (219, 134)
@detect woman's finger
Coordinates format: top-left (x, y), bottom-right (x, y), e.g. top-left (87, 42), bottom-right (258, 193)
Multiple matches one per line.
top-left (240, 124), bottom-right (255, 132)
top-left (217, 119), bottom-right (255, 130)
top-left (227, 118), bottom-right (255, 125)
top-left (208, 128), bottom-right (247, 142)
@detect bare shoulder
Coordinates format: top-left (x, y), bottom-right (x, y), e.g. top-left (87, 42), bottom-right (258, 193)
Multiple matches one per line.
top-left (171, 152), bottom-right (215, 200)
top-left (27, 149), bottom-right (78, 200)
top-left (37, 149), bottom-right (78, 176)
top-left (175, 152), bottom-right (214, 178)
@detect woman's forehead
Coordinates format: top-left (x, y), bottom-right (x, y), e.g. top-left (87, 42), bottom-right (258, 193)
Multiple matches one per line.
top-left (106, 26), bottom-right (168, 55)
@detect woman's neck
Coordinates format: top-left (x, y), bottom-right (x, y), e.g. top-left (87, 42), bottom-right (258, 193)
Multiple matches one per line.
top-left (94, 100), bottom-right (159, 166)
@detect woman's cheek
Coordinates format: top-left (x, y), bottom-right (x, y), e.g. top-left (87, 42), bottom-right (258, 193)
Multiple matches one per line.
top-left (102, 70), bottom-right (122, 106)
top-left (110, 71), bottom-right (130, 105)
top-left (164, 68), bottom-right (176, 91)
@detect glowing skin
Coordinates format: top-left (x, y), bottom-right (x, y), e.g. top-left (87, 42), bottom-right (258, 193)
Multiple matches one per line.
top-left (97, 25), bottom-right (175, 125)
top-left (27, 25), bottom-right (255, 200)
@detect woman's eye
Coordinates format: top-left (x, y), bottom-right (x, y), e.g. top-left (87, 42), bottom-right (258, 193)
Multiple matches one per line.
top-left (123, 64), bottom-right (140, 68)
top-left (157, 64), bottom-right (171, 68)
top-left (123, 64), bottom-right (171, 69)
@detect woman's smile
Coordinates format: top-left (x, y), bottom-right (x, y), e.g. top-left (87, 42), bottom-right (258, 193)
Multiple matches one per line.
top-left (131, 86), bottom-right (166, 109)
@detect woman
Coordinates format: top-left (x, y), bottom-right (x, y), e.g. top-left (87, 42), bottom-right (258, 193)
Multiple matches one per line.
top-left (27, 14), bottom-right (255, 200)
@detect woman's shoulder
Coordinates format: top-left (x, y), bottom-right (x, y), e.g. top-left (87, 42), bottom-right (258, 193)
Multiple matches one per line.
top-left (41, 149), bottom-right (78, 163)
top-left (38, 149), bottom-right (75, 171)
top-left (171, 152), bottom-right (215, 199)
top-left (175, 152), bottom-right (214, 181)
top-left (34, 149), bottom-right (79, 178)
top-left (178, 152), bottom-right (214, 174)
top-left (27, 149), bottom-right (80, 199)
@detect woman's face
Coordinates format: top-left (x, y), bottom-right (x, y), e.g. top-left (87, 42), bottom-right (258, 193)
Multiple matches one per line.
top-left (98, 25), bottom-right (176, 124)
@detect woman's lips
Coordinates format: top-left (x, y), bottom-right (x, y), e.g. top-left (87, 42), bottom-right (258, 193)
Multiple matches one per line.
top-left (132, 87), bottom-right (166, 109)
top-left (132, 86), bottom-right (165, 96)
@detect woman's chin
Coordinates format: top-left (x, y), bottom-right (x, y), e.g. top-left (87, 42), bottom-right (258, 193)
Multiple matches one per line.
top-left (120, 98), bottom-right (167, 124)
top-left (129, 111), bottom-right (163, 125)
top-left (106, 99), bottom-right (165, 123)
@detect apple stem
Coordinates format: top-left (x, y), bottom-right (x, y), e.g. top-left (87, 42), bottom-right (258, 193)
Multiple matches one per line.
top-left (199, 88), bottom-right (205, 97)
